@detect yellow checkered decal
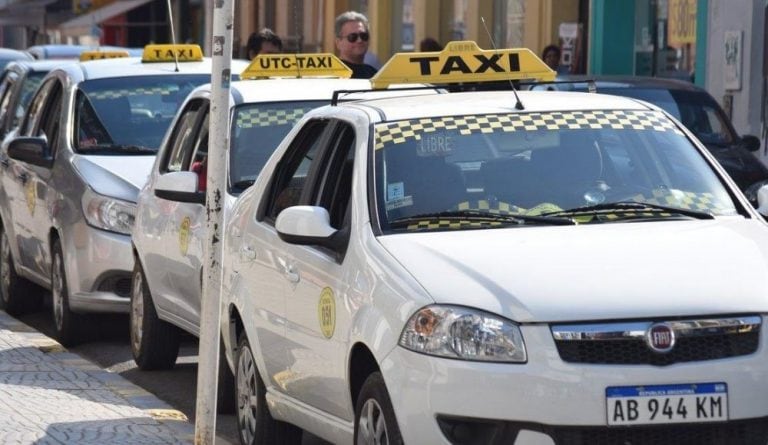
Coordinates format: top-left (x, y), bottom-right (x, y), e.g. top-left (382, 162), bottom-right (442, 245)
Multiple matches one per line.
top-left (89, 87), bottom-right (176, 100)
top-left (236, 108), bottom-right (313, 128)
top-left (456, 200), bottom-right (524, 215)
top-left (407, 220), bottom-right (503, 231)
top-left (375, 110), bottom-right (684, 149)
top-left (632, 189), bottom-right (721, 212)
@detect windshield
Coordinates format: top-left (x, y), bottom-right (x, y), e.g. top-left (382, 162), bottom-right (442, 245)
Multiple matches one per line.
top-left (589, 87), bottom-right (736, 146)
top-left (228, 100), bottom-right (323, 194)
top-left (373, 110), bottom-right (738, 232)
top-left (74, 74), bottom-right (209, 154)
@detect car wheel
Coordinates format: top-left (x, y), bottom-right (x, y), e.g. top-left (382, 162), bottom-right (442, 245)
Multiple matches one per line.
top-left (0, 225), bottom-right (41, 315)
top-left (236, 332), bottom-right (301, 445)
top-left (130, 260), bottom-right (180, 370)
top-left (354, 372), bottom-right (403, 445)
top-left (51, 239), bottom-right (82, 346)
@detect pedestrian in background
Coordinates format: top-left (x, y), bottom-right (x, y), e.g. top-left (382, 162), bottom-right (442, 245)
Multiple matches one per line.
top-left (419, 37), bottom-right (443, 52)
top-left (246, 28), bottom-right (283, 60)
top-left (335, 11), bottom-right (377, 79)
top-left (542, 44), bottom-right (569, 74)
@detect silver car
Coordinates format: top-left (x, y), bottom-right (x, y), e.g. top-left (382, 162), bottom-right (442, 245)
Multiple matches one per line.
top-left (0, 45), bottom-right (245, 345)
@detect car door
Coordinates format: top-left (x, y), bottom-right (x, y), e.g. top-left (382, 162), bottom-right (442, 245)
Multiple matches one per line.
top-left (7, 78), bottom-right (62, 280)
top-left (235, 119), bottom-right (333, 390)
top-left (280, 120), bottom-right (358, 420)
top-left (141, 98), bottom-right (208, 331)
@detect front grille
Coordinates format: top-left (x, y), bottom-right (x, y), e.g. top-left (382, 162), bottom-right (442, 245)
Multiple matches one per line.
top-left (550, 418), bottom-right (768, 445)
top-left (552, 316), bottom-right (761, 366)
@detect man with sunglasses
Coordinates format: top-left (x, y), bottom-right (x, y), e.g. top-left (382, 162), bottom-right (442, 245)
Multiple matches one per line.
top-left (335, 11), bottom-right (378, 79)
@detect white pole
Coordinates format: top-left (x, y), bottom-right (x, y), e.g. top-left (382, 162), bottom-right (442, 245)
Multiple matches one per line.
top-left (194, 0), bottom-right (233, 442)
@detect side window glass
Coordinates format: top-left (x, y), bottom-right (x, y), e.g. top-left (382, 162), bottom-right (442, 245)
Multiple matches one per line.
top-left (315, 123), bottom-right (356, 230)
top-left (189, 112), bottom-right (209, 192)
top-left (39, 84), bottom-right (63, 155)
top-left (262, 120), bottom-right (330, 221)
top-left (162, 99), bottom-right (205, 173)
top-left (20, 78), bottom-right (54, 136)
top-left (0, 72), bottom-right (18, 133)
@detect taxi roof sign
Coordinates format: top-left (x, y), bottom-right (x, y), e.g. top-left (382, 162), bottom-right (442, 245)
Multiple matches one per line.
top-left (241, 53), bottom-right (352, 80)
top-left (80, 50), bottom-right (130, 61)
top-left (142, 44), bottom-right (203, 63)
top-left (371, 41), bottom-right (556, 89)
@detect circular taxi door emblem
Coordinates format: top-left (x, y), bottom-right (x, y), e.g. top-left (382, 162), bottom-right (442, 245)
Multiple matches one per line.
top-left (318, 287), bottom-right (336, 339)
top-left (25, 180), bottom-right (35, 215)
top-left (179, 216), bottom-right (191, 256)
top-left (646, 323), bottom-right (675, 353)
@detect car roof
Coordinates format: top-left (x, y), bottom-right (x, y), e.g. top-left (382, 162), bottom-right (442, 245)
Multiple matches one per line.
top-left (341, 89), bottom-right (655, 122)
top-left (53, 57), bottom-right (250, 81)
top-left (26, 44), bottom-right (142, 60)
top-left (556, 74), bottom-right (704, 93)
top-left (4, 59), bottom-right (75, 74)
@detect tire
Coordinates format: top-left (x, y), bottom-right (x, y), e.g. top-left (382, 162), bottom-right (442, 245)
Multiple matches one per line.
top-left (236, 332), bottom-right (302, 445)
top-left (354, 372), bottom-right (403, 445)
top-left (216, 339), bottom-right (236, 414)
top-left (129, 260), bottom-right (180, 370)
top-left (51, 239), bottom-right (82, 346)
top-left (0, 225), bottom-right (41, 315)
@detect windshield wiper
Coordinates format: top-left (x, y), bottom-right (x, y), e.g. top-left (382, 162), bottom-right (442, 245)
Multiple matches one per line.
top-left (541, 201), bottom-right (714, 220)
top-left (78, 144), bottom-right (157, 155)
top-left (389, 209), bottom-right (576, 228)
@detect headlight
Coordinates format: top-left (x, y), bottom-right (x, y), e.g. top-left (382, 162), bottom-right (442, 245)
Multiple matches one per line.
top-left (81, 188), bottom-right (136, 235)
top-left (399, 305), bottom-right (526, 363)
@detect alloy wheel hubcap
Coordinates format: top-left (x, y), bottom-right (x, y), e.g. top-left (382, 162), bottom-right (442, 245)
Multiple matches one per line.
top-left (357, 398), bottom-right (389, 445)
top-left (237, 345), bottom-right (258, 444)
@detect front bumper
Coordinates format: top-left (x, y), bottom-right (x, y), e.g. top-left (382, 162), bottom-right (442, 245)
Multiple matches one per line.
top-left (381, 323), bottom-right (768, 444)
top-left (65, 224), bottom-right (133, 314)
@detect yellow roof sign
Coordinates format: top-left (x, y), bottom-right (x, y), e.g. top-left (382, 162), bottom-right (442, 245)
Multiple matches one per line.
top-left (371, 41), bottom-right (556, 89)
top-left (142, 44), bottom-right (203, 63)
top-left (80, 50), bottom-right (130, 61)
top-left (241, 53), bottom-right (352, 80)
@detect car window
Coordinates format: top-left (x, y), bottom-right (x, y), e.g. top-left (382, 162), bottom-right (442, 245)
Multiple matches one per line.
top-left (161, 99), bottom-right (206, 173)
top-left (74, 74), bottom-right (209, 154)
top-left (260, 119), bottom-right (330, 222)
top-left (14, 71), bottom-right (46, 130)
top-left (313, 122), bottom-right (356, 230)
top-left (20, 77), bottom-right (57, 137)
top-left (229, 100), bottom-right (324, 195)
top-left (373, 110), bottom-right (738, 232)
top-left (0, 71), bottom-right (18, 134)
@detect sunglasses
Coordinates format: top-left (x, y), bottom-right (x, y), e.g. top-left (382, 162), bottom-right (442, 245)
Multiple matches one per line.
top-left (340, 32), bottom-right (369, 43)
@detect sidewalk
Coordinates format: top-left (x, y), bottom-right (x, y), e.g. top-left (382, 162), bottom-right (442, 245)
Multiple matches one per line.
top-left (0, 310), bottom-right (198, 445)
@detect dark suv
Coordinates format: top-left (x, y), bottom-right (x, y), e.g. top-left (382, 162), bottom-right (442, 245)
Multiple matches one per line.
top-left (533, 76), bottom-right (768, 205)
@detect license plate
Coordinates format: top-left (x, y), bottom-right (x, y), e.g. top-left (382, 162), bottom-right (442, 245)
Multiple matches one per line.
top-left (606, 383), bottom-right (728, 426)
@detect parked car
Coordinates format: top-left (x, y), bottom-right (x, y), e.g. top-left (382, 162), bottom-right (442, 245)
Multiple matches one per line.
top-left (0, 44), bottom-right (248, 345)
top-left (0, 48), bottom-right (33, 71)
top-left (0, 60), bottom-right (72, 145)
top-left (532, 75), bottom-right (768, 205)
top-left (220, 43), bottom-right (768, 444)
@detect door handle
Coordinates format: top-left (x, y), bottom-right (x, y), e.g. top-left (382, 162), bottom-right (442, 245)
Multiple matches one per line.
top-left (240, 245), bottom-right (256, 261)
top-left (284, 263), bottom-right (300, 283)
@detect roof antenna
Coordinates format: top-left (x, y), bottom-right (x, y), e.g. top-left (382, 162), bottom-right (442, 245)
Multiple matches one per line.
top-left (166, 0), bottom-right (180, 72)
top-left (481, 16), bottom-right (524, 110)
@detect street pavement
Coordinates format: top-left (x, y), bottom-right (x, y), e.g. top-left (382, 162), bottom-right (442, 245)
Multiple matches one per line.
top-left (0, 309), bottom-right (201, 445)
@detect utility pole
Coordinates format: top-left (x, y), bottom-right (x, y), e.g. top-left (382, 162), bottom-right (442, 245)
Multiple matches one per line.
top-left (194, 0), bottom-right (233, 442)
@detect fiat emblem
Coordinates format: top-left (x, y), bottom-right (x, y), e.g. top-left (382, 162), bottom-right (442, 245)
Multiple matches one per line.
top-left (646, 323), bottom-right (675, 353)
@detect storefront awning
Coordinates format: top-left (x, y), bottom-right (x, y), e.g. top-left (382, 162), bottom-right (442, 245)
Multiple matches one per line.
top-left (59, 0), bottom-right (152, 37)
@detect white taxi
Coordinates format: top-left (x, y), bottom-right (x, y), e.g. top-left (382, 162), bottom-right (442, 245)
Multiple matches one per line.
top-left (221, 42), bottom-right (768, 444)
top-left (130, 54), bottom-right (372, 373)
top-left (0, 44), bottom-right (248, 345)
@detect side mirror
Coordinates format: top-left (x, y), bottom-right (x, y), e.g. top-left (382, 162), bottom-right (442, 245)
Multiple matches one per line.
top-left (276, 206), bottom-right (340, 249)
top-left (8, 136), bottom-right (52, 168)
top-left (154, 170), bottom-right (205, 204)
top-left (756, 184), bottom-right (768, 216)
top-left (741, 135), bottom-right (761, 152)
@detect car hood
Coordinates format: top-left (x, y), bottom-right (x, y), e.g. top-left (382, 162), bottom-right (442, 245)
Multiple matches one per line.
top-left (73, 155), bottom-right (155, 203)
top-left (378, 219), bottom-right (768, 323)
